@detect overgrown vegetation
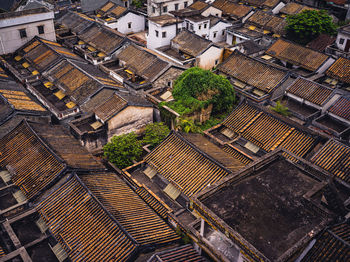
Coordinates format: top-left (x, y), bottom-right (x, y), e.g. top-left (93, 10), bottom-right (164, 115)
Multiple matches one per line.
top-left (286, 10), bottom-right (337, 45)
top-left (103, 132), bottom-right (143, 169)
top-left (104, 122), bottom-right (170, 168)
top-left (270, 101), bottom-right (290, 117)
top-left (143, 122), bottom-right (170, 149)
top-left (131, 0), bottom-right (143, 8)
top-left (161, 67), bottom-right (235, 115)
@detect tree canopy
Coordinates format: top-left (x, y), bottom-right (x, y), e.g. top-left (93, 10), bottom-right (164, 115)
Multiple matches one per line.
top-left (103, 132), bottom-right (142, 169)
top-left (143, 122), bottom-right (170, 148)
top-left (286, 10), bottom-right (336, 45)
top-left (168, 67), bottom-right (235, 115)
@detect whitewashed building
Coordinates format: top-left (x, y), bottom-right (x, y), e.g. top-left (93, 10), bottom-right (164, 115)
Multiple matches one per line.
top-left (0, 7), bottom-right (55, 55)
top-left (336, 24), bottom-right (350, 52)
top-left (147, 0), bottom-right (194, 17)
top-left (147, 15), bottom-right (183, 50)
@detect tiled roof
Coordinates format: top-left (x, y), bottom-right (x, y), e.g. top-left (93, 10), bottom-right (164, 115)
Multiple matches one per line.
top-left (116, 44), bottom-right (169, 81)
top-left (247, 11), bottom-right (286, 35)
top-left (266, 39), bottom-right (329, 72)
top-left (301, 223), bottom-right (350, 261)
top-left (94, 93), bottom-right (127, 122)
top-left (38, 175), bottom-right (137, 262)
top-left (15, 37), bottom-right (80, 73)
top-left (307, 34), bottom-right (336, 52)
top-left (97, 1), bottom-right (127, 17)
top-left (311, 140), bottom-right (350, 183)
top-left (171, 30), bottom-right (212, 57)
top-left (213, 0), bottom-right (251, 18)
top-left (148, 244), bottom-right (207, 262)
top-left (0, 89), bottom-right (46, 112)
top-left (29, 122), bottom-right (105, 170)
top-left (217, 51), bottom-right (288, 93)
top-left (144, 132), bottom-right (232, 196)
top-left (79, 24), bottom-right (125, 55)
top-left (80, 173), bottom-right (180, 246)
top-left (222, 103), bottom-right (315, 158)
top-left (286, 77), bottom-right (334, 106)
top-left (0, 121), bottom-right (65, 199)
top-left (189, 1), bottom-right (208, 10)
top-left (262, 0), bottom-right (280, 8)
top-left (58, 11), bottom-right (95, 34)
top-left (326, 57), bottom-right (350, 84)
top-left (328, 96), bottom-right (350, 121)
top-left (279, 2), bottom-right (316, 15)
top-left (47, 60), bottom-right (103, 105)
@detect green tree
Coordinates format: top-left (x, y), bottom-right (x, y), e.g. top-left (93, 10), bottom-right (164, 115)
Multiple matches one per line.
top-left (171, 67), bottom-right (235, 114)
top-left (143, 122), bottom-right (170, 148)
top-left (103, 132), bottom-right (142, 169)
top-left (177, 117), bottom-right (202, 133)
top-left (270, 101), bottom-right (290, 117)
top-left (132, 0), bottom-right (143, 8)
top-left (286, 10), bottom-right (336, 45)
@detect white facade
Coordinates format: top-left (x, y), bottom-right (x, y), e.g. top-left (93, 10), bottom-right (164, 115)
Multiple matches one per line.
top-left (0, 10), bottom-right (55, 54)
top-left (100, 12), bottom-right (145, 34)
top-left (201, 6), bottom-right (222, 17)
top-left (147, 0), bottom-right (194, 17)
top-left (147, 20), bottom-right (183, 50)
top-left (184, 18), bottom-right (210, 38)
top-left (336, 31), bottom-right (350, 52)
top-left (197, 45), bottom-right (222, 69)
top-left (208, 21), bottom-right (231, 43)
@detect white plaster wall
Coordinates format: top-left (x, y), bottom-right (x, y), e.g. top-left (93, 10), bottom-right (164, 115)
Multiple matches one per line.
top-left (115, 12), bottom-right (145, 34)
top-left (201, 6), bottom-right (222, 17)
top-left (147, 21), bottom-right (180, 50)
top-left (317, 58), bottom-right (335, 74)
top-left (198, 46), bottom-right (223, 69)
top-left (185, 19), bottom-right (210, 38)
top-left (148, 0), bottom-right (194, 17)
top-left (272, 2), bottom-right (285, 14)
top-left (0, 18), bottom-right (55, 54)
top-left (107, 106), bottom-right (154, 140)
top-left (336, 32), bottom-right (350, 51)
top-left (209, 21), bottom-right (230, 43)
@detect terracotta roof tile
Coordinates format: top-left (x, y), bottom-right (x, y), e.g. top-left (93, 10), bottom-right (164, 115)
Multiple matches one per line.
top-left (326, 57), bottom-right (350, 84)
top-left (94, 93), bottom-right (127, 122)
top-left (266, 39), bottom-right (329, 72)
top-left (328, 96), bottom-right (350, 121)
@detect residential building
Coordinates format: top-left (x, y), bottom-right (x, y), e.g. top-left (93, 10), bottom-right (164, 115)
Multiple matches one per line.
top-left (147, 0), bottom-right (194, 17)
top-left (147, 14), bottom-right (183, 50)
top-left (0, 8), bottom-right (55, 54)
top-left (157, 29), bottom-right (223, 69)
top-left (94, 1), bottom-right (146, 34)
top-left (212, 0), bottom-right (253, 21)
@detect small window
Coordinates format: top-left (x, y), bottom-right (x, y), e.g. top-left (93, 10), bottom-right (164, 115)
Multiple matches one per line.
top-left (19, 28), bottom-right (27, 39)
top-left (222, 30), bottom-right (225, 36)
top-left (152, 6), bottom-right (156, 13)
top-left (215, 59), bottom-right (219, 65)
top-left (155, 30), bottom-right (159, 37)
top-left (37, 25), bottom-right (44, 35)
top-left (184, 1), bottom-right (188, 7)
top-left (213, 32), bottom-right (217, 38)
top-left (175, 3), bottom-right (179, 10)
top-left (186, 21), bottom-right (189, 29)
top-left (124, 1), bottom-right (128, 7)
top-left (162, 31), bottom-right (167, 38)
top-left (204, 23), bottom-right (207, 29)
top-left (199, 25), bottom-right (201, 30)
top-left (128, 22), bottom-right (132, 29)
top-left (339, 38), bottom-right (345, 45)
top-left (163, 6), bottom-right (167, 13)
top-left (216, 13), bottom-right (219, 16)
top-left (167, 81), bottom-right (172, 87)
top-left (190, 24), bottom-right (194, 31)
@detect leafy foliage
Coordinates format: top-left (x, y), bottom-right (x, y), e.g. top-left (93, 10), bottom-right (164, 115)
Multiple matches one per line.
top-left (286, 10), bottom-right (336, 45)
top-left (176, 117), bottom-right (202, 133)
top-left (143, 122), bottom-right (170, 148)
top-left (103, 132), bottom-right (142, 169)
top-left (131, 0), bottom-right (143, 8)
top-left (270, 101), bottom-right (290, 117)
top-left (165, 67), bottom-right (235, 115)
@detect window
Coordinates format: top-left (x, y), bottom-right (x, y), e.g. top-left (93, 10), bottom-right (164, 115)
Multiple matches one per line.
top-left (163, 6), bottom-right (167, 13)
top-left (37, 25), bottom-right (44, 35)
top-left (175, 3), bottom-right (179, 10)
top-left (19, 28), bottom-right (27, 39)
top-left (222, 30), bottom-right (225, 36)
top-left (155, 30), bottom-right (159, 37)
top-left (152, 6), bottom-right (156, 13)
top-left (186, 21), bottom-right (189, 29)
top-left (184, 1), bottom-right (188, 7)
top-left (339, 38), bottom-right (345, 45)
top-left (128, 22), bottom-right (132, 29)
top-left (199, 25), bottom-right (201, 30)
top-left (124, 1), bottom-right (128, 7)
top-left (162, 31), bottom-right (167, 38)
top-left (167, 81), bottom-right (172, 87)
top-left (213, 31), bottom-right (217, 38)
top-left (215, 59), bottom-right (219, 65)
top-left (190, 23), bottom-right (194, 31)
top-left (204, 23), bottom-right (207, 29)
